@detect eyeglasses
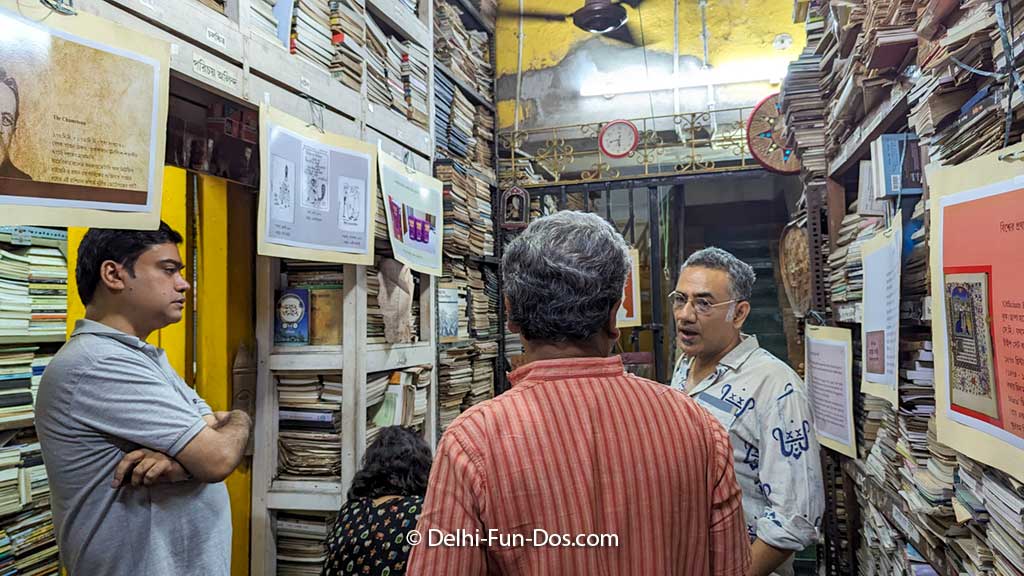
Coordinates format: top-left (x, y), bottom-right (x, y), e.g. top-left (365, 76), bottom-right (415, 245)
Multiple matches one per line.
top-left (667, 291), bottom-right (738, 315)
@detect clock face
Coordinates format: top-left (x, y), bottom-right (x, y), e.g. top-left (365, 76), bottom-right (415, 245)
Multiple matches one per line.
top-left (599, 120), bottom-right (639, 159)
top-left (773, 33), bottom-right (793, 51)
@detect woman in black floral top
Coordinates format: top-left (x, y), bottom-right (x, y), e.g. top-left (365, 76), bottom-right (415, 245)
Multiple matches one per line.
top-left (322, 426), bottom-right (432, 576)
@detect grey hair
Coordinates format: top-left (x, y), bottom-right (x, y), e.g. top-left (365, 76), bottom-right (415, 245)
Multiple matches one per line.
top-left (503, 211), bottom-right (632, 343)
top-left (681, 247), bottom-right (756, 301)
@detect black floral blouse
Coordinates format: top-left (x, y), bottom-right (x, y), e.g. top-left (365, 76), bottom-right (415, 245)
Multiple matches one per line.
top-left (321, 495), bottom-right (423, 576)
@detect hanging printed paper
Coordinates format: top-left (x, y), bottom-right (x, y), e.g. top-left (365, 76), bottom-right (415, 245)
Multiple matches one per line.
top-left (378, 152), bottom-right (443, 276)
top-left (0, 1), bottom-right (170, 228)
top-left (617, 248), bottom-right (642, 328)
top-left (258, 105), bottom-right (376, 265)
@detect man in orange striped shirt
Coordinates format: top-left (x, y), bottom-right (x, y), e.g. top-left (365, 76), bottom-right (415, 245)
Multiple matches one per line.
top-left (408, 211), bottom-right (750, 576)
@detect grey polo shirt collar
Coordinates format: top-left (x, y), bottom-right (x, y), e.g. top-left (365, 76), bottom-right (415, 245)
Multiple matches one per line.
top-left (71, 319), bottom-right (158, 356)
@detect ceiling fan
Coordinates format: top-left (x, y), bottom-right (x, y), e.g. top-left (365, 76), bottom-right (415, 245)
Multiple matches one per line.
top-left (497, 0), bottom-right (649, 47)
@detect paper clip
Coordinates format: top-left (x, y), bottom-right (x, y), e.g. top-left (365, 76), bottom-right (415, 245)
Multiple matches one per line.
top-left (998, 151), bottom-right (1024, 163)
top-left (402, 150), bottom-right (416, 174)
top-left (39, 0), bottom-right (76, 15)
top-left (300, 94), bottom-right (325, 134)
top-left (805, 310), bottom-right (827, 326)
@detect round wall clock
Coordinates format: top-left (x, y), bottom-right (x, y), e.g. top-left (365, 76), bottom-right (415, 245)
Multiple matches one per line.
top-left (598, 120), bottom-right (640, 159)
top-left (747, 93), bottom-right (801, 175)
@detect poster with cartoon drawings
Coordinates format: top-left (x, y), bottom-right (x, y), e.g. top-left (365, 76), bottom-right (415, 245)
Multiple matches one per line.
top-left (258, 105), bottom-right (375, 265)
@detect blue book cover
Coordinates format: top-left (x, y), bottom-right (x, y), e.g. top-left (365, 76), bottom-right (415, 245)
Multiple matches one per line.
top-left (881, 133), bottom-right (923, 197)
top-left (274, 288), bottom-right (310, 346)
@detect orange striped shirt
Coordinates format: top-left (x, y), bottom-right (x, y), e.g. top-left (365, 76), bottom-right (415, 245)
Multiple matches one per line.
top-left (408, 356), bottom-right (751, 576)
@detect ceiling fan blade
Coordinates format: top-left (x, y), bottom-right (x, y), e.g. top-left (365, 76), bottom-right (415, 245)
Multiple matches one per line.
top-left (496, 8), bottom-right (572, 21)
top-left (616, 0), bottom-right (647, 8)
top-left (602, 24), bottom-right (640, 46)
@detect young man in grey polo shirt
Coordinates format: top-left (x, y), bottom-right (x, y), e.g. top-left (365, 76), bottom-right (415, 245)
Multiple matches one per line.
top-left (35, 222), bottom-right (251, 575)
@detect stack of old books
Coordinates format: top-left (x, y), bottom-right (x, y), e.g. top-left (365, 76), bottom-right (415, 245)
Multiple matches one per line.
top-left (364, 15), bottom-right (394, 110)
top-left (329, 0), bottom-right (366, 92)
top-left (829, 211), bottom-right (881, 304)
top-left (385, 38), bottom-right (407, 112)
top-left (448, 89), bottom-right (476, 162)
top-left (276, 512), bottom-right (334, 576)
top-left (435, 2), bottom-right (493, 102)
top-left (438, 344), bottom-right (474, 430)
top-left (291, 0), bottom-right (333, 69)
top-left (0, 348), bottom-right (36, 428)
top-left (473, 0), bottom-right (497, 28)
top-left (26, 247), bottom-right (67, 338)
top-left (463, 340), bottom-right (496, 411)
top-left (467, 267), bottom-right (488, 338)
top-left (472, 176), bottom-right (494, 256)
top-left (434, 69), bottom-right (455, 155)
top-left (277, 373), bottom-right (343, 480)
top-left (437, 163), bottom-right (473, 257)
top-left (498, 157), bottom-right (543, 188)
top-left (251, 0), bottom-right (280, 39)
top-left (484, 267), bottom-right (499, 335)
top-left (402, 41), bottom-right (430, 129)
top-left (781, 9), bottom-right (826, 176)
top-left (364, 371), bottom-right (390, 445)
top-left (474, 108), bottom-right (496, 182)
top-left (0, 250), bottom-right (31, 339)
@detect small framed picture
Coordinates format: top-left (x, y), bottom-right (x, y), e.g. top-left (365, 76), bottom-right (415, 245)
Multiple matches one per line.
top-left (502, 186), bottom-right (530, 230)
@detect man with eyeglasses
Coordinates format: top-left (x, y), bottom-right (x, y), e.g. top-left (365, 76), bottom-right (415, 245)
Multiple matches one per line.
top-left (669, 247), bottom-right (823, 576)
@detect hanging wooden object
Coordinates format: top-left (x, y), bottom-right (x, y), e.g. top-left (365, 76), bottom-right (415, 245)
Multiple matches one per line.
top-left (779, 217), bottom-right (812, 317)
top-left (747, 93), bottom-right (802, 175)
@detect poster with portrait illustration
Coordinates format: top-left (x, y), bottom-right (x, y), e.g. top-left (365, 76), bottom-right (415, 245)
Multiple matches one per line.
top-left (378, 152), bottom-right (443, 276)
top-left (0, 1), bottom-right (169, 228)
top-left (258, 105), bottom-right (376, 265)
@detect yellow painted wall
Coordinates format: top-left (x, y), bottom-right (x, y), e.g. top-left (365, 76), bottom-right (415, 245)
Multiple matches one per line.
top-left (194, 175), bottom-right (255, 576)
top-left (66, 166), bottom-right (189, 366)
top-left (495, 0), bottom-right (807, 129)
top-left (65, 168), bottom-right (255, 576)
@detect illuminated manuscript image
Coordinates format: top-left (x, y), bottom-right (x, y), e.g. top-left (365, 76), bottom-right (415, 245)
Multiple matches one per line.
top-left (944, 271), bottom-right (999, 420)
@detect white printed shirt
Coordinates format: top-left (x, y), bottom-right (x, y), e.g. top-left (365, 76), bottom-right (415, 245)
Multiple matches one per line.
top-left (671, 335), bottom-right (824, 571)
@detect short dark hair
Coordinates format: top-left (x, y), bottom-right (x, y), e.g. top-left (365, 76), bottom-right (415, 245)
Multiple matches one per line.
top-left (347, 426), bottom-right (432, 501)
top-left (76, 221), bottom-right (184, 306)
top-left (0, 68), bottom-right (19, 120)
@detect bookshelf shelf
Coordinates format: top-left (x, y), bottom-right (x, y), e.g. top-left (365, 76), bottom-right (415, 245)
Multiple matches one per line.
top-left (366, 342), bottom-right (435, 373)
top-left (0, 335), bottom-right (66, 345)
top-left (451, 0), bottom-right (494, 34)
top-left (434, 156), bottom-right (498, 188)
top-left (365, 0), bottom-right (432, 51)
top-left (828, 85), bottom-right (911, 179)
top-left (365, 104), bottom-right (433, 157)
top-left (267, 480), bottom-right (345, 511)
top-left (105, 0), bottom-right (245, 63)
top-left (254, 259), bottom-right (438, 574)
top-left (0, 418), bottom-right (35, 433)
top-left (269, 347), bottom-right (344, 372)
top-left (832, 302), bottom-right (863, 324)
top-left (437, 63), bottom-right (495, 112)
top-left (246, 33), bottom-right (363, 121)
top-left (844, 462), bottom-right (954, 576)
